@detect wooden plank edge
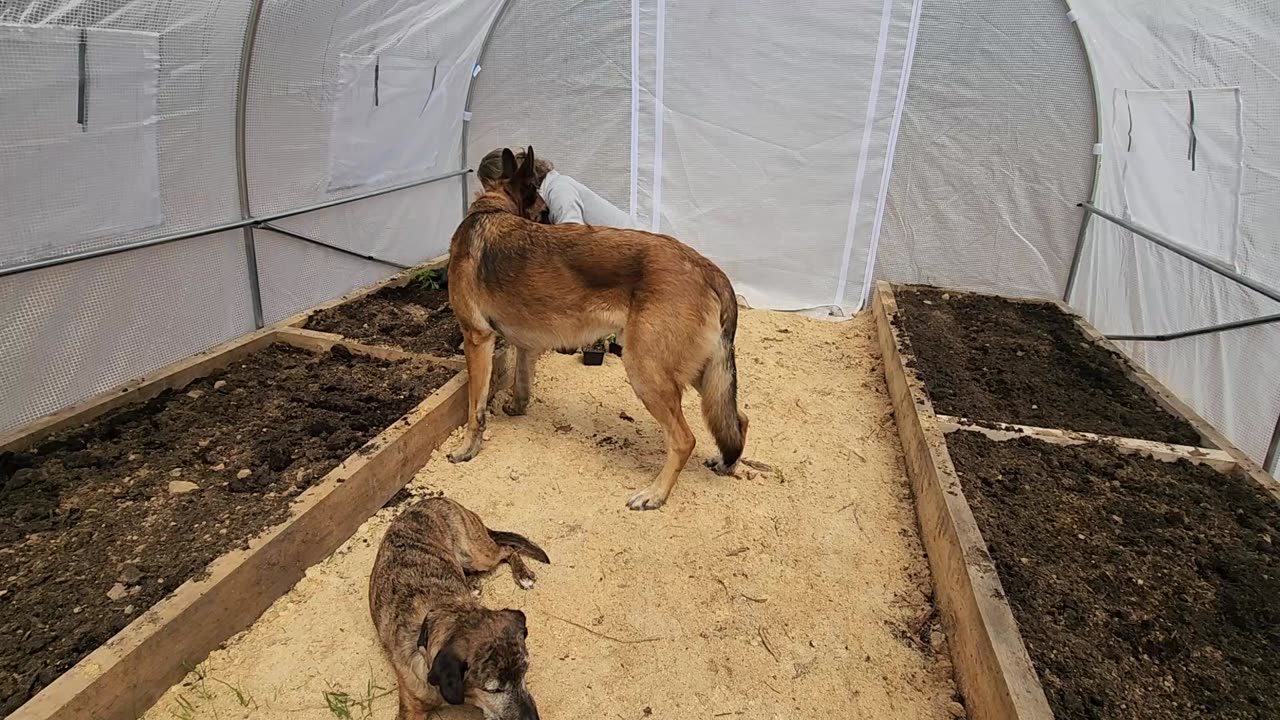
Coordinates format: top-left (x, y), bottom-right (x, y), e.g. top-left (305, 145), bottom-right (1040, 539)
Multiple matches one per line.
top-left (0, 328), bottom-right (284, 454)
top-left (278, 252), bottom-right (450, 329)
top-left (275, 327), bottom-right (467, 370)
top-left (1068, 314), bottom-right (1280, 503)
top-left (9, 362), bottom-right (475, 720)
top-left (936, 416), bottom-right (1239, 473)
top-left (874, 282), bottom-right (1054, 720)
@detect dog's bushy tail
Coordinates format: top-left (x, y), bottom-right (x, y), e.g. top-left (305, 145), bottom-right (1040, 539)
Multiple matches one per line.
top-left (489, 530), bottom-right (551, 564)
top-left (701, 275), bottom-right (749, 471)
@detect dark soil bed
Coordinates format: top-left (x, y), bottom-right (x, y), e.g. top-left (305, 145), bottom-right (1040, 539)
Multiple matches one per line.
top-left (0, 343), bottom-right (454, 714)
top-left (894, 286), bottom-right (1202, 445)
top-left (304, 282), bottom-right (464, 357)
top-left (948, 431), bottom-right (1280, 720)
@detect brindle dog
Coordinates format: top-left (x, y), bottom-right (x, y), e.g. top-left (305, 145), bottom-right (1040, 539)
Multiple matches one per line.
top-left (369, 496), bottom-right (549, 720)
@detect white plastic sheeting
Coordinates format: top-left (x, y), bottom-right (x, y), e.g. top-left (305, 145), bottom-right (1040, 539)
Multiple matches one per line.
top-left (469, 0), bottom-right (922, 312)
top-left (0, 25), bottom-right (162, 267)
top-left (1, 0), bottom-right (1278, 469)
top-left (0, 0), bottom-right (500, 432)
top-left (1069, 1), bottom-right (1280, 464)
top-left (874, 0), bottom-right (1095, 300)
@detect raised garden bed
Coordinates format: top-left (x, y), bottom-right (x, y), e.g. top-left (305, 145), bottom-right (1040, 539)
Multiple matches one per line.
top-left (948, 430), bottom-right (1280, 720)
top-left (0, 342), bottom-right (452, 715)
top-left (893, 285), bottom-right (1202, 445)
top-left (304, 279), bottom-right (464, 358)
top-left (872, 281), bottom-right (1280, 720)
top-left (1, 294), bottom-right (498, 720)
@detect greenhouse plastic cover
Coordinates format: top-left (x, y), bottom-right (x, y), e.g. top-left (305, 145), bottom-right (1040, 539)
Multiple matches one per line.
top-left (1, 0), bottom-right (1278, 469)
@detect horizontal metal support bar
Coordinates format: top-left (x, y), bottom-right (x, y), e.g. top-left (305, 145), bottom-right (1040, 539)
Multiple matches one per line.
top-left (0, 167), bottom-right (470, 279)
top-left (1106, 311), bottom-right (1280, 342)
top-left (256, 223), bottom-right (409, 270)
top-left (1079, 202), bottom-right (1280, 306)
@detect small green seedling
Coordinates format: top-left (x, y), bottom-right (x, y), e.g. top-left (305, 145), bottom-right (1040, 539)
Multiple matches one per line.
top-left (413, 268), bottom-right (446, 291)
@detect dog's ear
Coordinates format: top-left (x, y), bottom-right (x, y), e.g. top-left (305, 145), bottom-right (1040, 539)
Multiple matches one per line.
top-left (417, 615), bottom-right (430, 651)
top-left (500, 148), bottom-right (518, 179)
top-left (427, 647), bottom-right (468, 705)
top-left (505, 609), bottom-right (528, 638)
top-left (517, 146), bottom-right (536, 180)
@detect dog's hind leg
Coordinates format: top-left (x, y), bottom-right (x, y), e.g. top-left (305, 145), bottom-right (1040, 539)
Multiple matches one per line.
top-left (623, 368), bottom-right (695, 511)
top-left (503, 346), bottom-right (538, 416)
top-left (448, 329), bottom-right (496, 463)
top-left (459, 528), bottom-right (546, 590)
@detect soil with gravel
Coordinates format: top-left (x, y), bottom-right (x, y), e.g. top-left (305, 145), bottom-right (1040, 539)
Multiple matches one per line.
top-left (948, 431), bottom-right (1280, 720)
top-left (894, 286), bottom-right (1202, 445)
top-left (0, 343), bottom-right (453, 714)
top-left (304, 282), bottom-right (465, 357)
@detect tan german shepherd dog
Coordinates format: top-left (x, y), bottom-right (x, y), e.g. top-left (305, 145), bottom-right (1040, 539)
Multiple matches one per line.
top-left (446, 146), bottom-right (748, 510)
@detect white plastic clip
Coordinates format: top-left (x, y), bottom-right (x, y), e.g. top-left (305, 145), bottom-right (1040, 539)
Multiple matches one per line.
top-left (1066, 9), bottom-right (1080, 23)
top-left (472, 64), bottom-right (482, 77)
top-left (462, 111), bottom-right (473, 122)
top-left (1092, 143), bottom-right (1104, 156)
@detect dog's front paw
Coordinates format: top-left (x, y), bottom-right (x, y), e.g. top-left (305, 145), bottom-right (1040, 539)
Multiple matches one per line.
top-left (626, 485), bottom-right (668, 511)
top-left (704, 457), bottom-right (737, 477)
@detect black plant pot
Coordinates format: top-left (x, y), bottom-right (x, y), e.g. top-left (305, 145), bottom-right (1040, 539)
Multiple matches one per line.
top-left (582, 349), bottom-right (606, 366)
top-left (607, 342), bottom-right (623, 357)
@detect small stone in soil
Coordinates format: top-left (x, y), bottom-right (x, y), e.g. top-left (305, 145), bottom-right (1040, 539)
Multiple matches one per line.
top-left (213, 380), bottom-right (228, 390)
top-left (118, 563), bottom-right (143, 585)
top-left (106, 583), bottom-right (128, 601)
top-left (169, 468), bottom-right (183, 477)
top-left (212, 463), bottom-right (226, 471)
top-left (168, 480), bottom-right (200, 494)
top-left (236, 469), bottom-right (252, 479)
top-left (186, 389), bottom-right (205, 399)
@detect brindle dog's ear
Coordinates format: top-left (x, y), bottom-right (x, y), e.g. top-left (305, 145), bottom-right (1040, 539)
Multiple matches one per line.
top-left (501, 148), bottom-right (518, 179)
top-left (428, 647), bottom-right (468, 705)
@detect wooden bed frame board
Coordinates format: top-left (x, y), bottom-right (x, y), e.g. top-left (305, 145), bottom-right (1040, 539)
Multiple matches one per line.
top-left (875, 280), bottom-right (1280, 720)
top-left (7, 328), bottom-right (495, 720)
top-left (936, 417), bottom-right (1239, 473)
top-left (873, 282), bottom-right (1055, 720)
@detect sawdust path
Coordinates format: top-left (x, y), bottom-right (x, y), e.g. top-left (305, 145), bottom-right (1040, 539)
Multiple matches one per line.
top-left (145, 309), bottom-right (960, 720)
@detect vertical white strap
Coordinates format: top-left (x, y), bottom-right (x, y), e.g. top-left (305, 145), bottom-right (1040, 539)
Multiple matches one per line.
top-left (629, 0), bottom-right (640, 221)
top-left (858, 0), bottom-right (924, 310)
top-left (650, 0), bottom-right (667, 233)
top-left (833, 0), bottom-right (895, 306)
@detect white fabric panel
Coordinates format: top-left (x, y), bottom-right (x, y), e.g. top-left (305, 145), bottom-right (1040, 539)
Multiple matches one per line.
top-left (467, 0), bottom-right (634, 212)
top-left (0, 231), bottom-right (254, 433)
top-left (0, 25), bottom-right (161, 268)
top-left (246, 0), bottom-right (500, 215)
top-left (1070, 0), bottom-right (1280, 463)
top-left (0, 0), bottom-right (251, 264)
top-left (328, 52), bottom-right (462, 191)
top-left (470, 0), bottom-right (915, 312)
top-left (1117, 88), bottom-right (1242, 267)
top-left (650, 0), bottom-right (914, 311)
top-left (875, 0), bottom-right (1095, 300)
